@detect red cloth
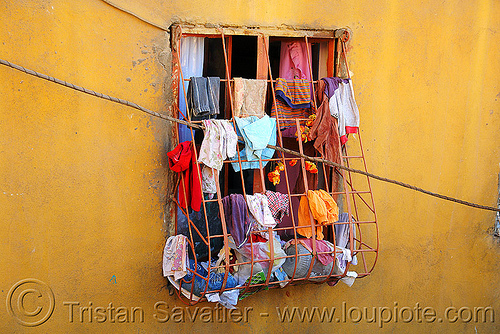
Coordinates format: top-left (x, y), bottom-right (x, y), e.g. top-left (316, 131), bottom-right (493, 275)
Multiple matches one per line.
top-left (250, 234), bottom-right (267, 243)
top-left (167, 141), bottom-right (202, 212)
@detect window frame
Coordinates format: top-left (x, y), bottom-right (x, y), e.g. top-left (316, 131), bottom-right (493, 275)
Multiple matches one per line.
top-left (168, 23), bottom-right (378, 305)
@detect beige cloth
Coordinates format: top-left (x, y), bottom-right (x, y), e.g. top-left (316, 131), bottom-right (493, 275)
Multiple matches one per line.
top-left (232, 78), bottom-right (267, 118)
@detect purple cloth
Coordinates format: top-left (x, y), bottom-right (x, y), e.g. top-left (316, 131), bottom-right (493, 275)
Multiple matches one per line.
top-left (281, 125), bottom-right (297, 138)
top-left (322, 77), bottom-right (350, 99)
top-left (221, 194), bottom-right (252, 248)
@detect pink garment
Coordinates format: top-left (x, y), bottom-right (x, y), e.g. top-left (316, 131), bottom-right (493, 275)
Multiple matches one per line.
top-left (279, 41), bottom-right (313, 95)
top-left (285, 239), bottom-right (336, 266)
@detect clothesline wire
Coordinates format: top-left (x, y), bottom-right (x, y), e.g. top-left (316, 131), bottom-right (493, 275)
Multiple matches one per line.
top-left (1, 57), bottom-right (498, 213)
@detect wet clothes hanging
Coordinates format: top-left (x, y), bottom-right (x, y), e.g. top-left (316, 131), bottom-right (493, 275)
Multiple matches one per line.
top-left (167, 141), bottom-right (202, 212)
top-left (271, 78), bottom-right (313, 130)
top-left (222, 194), bottom-right (253, 248)
top-left (199, 119), bottom-right (238, 193)
top-left (232, 78), bottom-right (267, 118)
top-left (297, 190), bottom-right (339, 240)
top-left (162, 235), bottom-right (188, 280)
top-left (309, 78), bottom-right (342, 167)
top-left (324, 77), bottom-right (359, 145)
top-left (187, 76), bottom-right (220, 119)
top-left (231, 115), bottom-right (277, 171)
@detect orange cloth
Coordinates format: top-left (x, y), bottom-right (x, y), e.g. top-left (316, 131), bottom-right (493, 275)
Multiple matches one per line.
top-left (297, 190), bottom-right (339, 240)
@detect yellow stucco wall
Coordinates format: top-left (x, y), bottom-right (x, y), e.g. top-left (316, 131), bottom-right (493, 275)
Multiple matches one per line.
top-left (1, 0), bottom-right (499, 332)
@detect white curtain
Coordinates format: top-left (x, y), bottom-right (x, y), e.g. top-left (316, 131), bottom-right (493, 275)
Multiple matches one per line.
top-left (178, 37), bottom-right (205, 142)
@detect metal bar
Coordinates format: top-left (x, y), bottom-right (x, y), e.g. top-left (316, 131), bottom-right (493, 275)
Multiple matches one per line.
top-left (175, 29), bottom-right (213, 304)
top-left (357, 132), bottom-right (379, 274)
top-left (260, 33), bottom-right (301, 288)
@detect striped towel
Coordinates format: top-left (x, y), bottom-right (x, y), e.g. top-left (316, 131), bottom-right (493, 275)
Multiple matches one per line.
top-left (271, 78), bottom-right (313, 129)
top-left (275, 78), bottom-right (311, 108)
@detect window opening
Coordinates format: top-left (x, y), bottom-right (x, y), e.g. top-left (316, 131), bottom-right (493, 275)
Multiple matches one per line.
top-left (167, 24), bottom-right (379, 306)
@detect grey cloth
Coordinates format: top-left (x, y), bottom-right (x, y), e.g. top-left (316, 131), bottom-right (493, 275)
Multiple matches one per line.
top-left (335, 213), bottom-right (358, 270)
top-left (187, 77), bottom-right (220, 118)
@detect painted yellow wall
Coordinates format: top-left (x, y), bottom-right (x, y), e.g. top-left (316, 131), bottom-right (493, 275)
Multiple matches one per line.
top-left (0, 0), bottom-right (499, 332)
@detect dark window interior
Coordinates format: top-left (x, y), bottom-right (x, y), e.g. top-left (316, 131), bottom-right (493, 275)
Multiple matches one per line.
top-left (231, 36), bottom-right (257, 79)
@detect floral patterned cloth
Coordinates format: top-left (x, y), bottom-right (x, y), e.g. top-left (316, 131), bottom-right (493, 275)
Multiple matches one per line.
top-left (201, 166), bottom-right (217, 194)
top-left (162, 235), bottom-right (188, 280)
top-left (199, 119), bottom-right (237, 170)
top-left (246, 193), bottom-right (276, 228)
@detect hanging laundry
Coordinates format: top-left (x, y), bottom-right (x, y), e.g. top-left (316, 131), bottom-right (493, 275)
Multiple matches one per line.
top-left (264, 190), bottom-right (290, 225)
top-left (232, 78), bottom-right (267, 118)
top-left (297, 190), bottom-right (339, 240)
top-left (308, 78), bottom-right (342, 168)
top-left (187, 77), bottom-right (220, 119)
top-left (326, 78), bottom-right (360, 145)
top-left (167, 141), bottom-right (202, 212)
top-left (222, 194), bottom-right (253, 248)
top-left (279, 41), bottom-right (312, 83)
top-left (271, 78), bottom-right (313, 130)
top-left (231, 115), bottom-right (276, 171)
top-left (201, 166), bottom-right (217, 194)
top-left (335, 212), bottom-right (358, 271)
top-left (246, 193), bottom-right (276, 228)
top-left (199, 119), bottom-right (238, 193)
top-left (322, 77), bottom-right (349, 107)
top-left (324, 212), bottom-right (358, 287)
top-left (178, 37), bottom-right (204, 142)
top-left (162, 235), bottom-right (188, 280)
top-left (275, 78), bottom-right (311, 109)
